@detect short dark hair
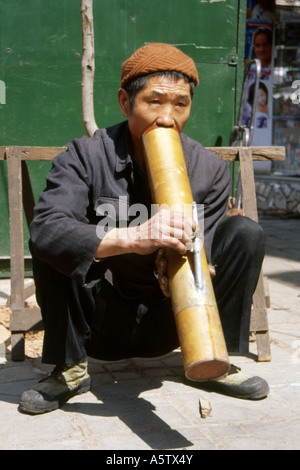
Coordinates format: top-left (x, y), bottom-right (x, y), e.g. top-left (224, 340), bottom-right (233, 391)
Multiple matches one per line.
top-left (124, 70), bottom-right (195, 110)
top-left (248, 81), bottom-right (268, 106)
top-left (253, 28), bottom-right (273, 45)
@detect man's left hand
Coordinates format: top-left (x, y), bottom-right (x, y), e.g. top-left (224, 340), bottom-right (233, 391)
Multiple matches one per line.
top-left (155, 248), bottom-right (216, 298)
top-left (155, 249), bottom-right (171, 297)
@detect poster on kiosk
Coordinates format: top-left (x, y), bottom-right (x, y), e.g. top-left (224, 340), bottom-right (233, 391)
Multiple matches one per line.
top-left (243, 0), bottom-right (275, 151)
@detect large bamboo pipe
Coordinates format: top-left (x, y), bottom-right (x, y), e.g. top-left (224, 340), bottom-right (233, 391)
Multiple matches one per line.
top-left (142, 126), bottom-right (230, 381)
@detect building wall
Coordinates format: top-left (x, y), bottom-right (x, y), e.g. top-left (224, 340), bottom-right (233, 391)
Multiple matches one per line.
top-left (0, 0), bottom-right (246, 276)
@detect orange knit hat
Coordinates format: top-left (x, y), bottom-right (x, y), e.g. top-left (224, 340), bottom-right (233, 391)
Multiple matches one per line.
top-left (120, 43), bottom-right (199, 88)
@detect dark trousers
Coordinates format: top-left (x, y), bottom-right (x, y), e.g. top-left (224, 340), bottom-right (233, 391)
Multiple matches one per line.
top-left (32, 216), bottom-right (265, 365)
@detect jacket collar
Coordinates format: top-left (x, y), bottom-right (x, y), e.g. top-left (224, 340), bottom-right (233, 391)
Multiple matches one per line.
top-left (114, 121), bottom-right (134, 173)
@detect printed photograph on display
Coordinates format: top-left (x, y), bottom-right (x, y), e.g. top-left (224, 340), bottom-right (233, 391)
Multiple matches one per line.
top-left (243, 0), bottom-right (275, 146)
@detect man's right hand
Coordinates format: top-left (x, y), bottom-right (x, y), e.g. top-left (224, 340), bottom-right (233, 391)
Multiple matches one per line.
top-left (95, 208), bottom-right (196, 259)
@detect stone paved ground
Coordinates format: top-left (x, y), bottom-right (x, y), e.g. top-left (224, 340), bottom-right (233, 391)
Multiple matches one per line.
top-left (0, 215), bottom-right (299, 451)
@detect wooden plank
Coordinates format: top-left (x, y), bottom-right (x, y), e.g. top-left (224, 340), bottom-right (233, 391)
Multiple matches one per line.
top-left (24, 281), bottom-right (36, 301)
top-left (0, 145), bottom-right (285, 162)
top-left (21, 160), bottom-right (36, 227)
top-left (250, 272), bottom-right (270, 332)
top-left (6, 282), bottom-right (36, 307)
top-left (237, 148), bottom-right (271, 361)
top-left (6, 147), bottom-right (24, 310)
top-left (208, 146), bottom-right (285, 162)
top-left (9, 307), bottom-right (42, 331)
top-left (0, 146), bottom-right (67, 161)
top-left (11, 333), bottom-right (25, 361)
top-left (255, 331), bottom-right (272, 362)
top-left (239, 147), bottom-right (258, 221)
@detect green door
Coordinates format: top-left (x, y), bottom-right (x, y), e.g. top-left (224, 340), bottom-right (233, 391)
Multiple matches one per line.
top-left (0, 0), bottom-right (246, 276)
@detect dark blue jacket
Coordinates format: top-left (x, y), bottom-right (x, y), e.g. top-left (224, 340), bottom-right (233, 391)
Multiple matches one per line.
top-left (30, 121), bottom-right (230, 298)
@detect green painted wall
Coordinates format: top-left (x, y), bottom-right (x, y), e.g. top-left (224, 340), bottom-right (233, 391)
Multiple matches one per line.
top-left (0, 0), bottom-right (246, 276)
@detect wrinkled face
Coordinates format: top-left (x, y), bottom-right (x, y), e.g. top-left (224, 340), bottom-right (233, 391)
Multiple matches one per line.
top-left (118, 75), bottom-right (192, 166)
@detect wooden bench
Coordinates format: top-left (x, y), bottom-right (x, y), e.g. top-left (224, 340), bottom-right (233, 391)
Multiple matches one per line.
top-left (0, 145), bottom-right (285, 361)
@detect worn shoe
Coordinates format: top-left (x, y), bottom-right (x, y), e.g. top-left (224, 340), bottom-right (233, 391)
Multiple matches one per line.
top-left (199, 365), bottom-right (270, 400)
top-left (19, 361), bottom-right (91, 415)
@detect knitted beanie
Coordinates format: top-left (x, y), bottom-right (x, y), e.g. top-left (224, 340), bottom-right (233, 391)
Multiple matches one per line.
top-left (120, 43), bottom-right (199, 88)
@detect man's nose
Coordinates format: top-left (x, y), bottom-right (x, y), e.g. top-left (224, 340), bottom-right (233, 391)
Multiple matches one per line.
top-left (155, 107), bottom-right (175, 128)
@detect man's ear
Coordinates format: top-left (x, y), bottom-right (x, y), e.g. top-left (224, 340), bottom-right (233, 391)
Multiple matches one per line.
top-left (118, 88), bottom-right (130, 117)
